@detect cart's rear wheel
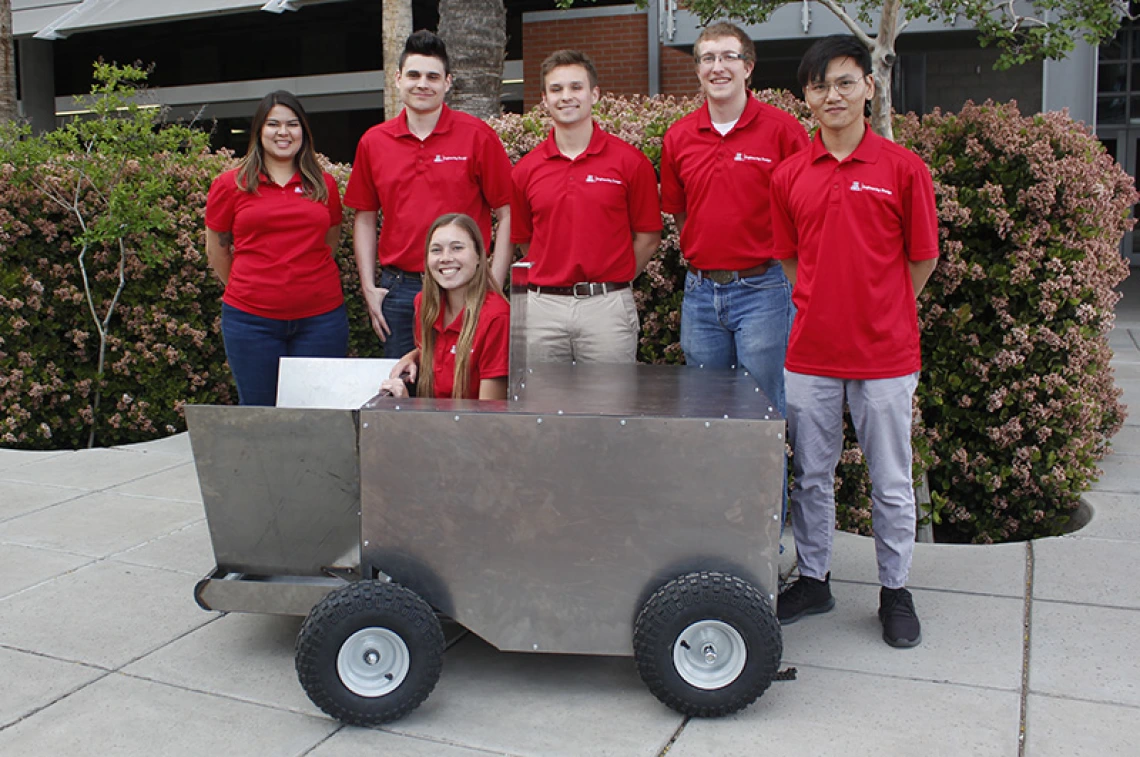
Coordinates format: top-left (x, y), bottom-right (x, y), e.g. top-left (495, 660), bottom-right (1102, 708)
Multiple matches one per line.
top-left (633, 571), bottom-right (781, 717)
top-left (295, 580), bottom-right (443, 726)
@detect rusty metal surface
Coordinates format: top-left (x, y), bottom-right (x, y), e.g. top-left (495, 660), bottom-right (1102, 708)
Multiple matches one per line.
top-left (186, 405), bottom-right (361, 576)
top-left (358, 365), bottom-right (783, 656)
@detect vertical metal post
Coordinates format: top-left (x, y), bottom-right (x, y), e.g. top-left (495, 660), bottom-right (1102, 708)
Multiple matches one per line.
top-left (647, 1), bottom-right (660, 96)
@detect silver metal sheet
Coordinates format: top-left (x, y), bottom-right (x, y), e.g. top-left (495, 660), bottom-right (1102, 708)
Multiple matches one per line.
top-left (186, 405), bottom-right (361, 576)
top-left (359, 367), bottom-right (783, 656)
top-left (194, 571), bottom-right (349, 616)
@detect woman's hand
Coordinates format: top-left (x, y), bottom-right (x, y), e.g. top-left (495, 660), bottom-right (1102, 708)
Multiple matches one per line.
top-left (388, 349), bottom-right (421, 383)
top-left (379, 378), bottom-right (409, 398)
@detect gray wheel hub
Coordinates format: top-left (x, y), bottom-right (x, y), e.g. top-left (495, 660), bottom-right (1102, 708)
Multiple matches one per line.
top-left (672, 620), bottom-right (747, 690)
top-left (337, 627), bottom-right (410, 697)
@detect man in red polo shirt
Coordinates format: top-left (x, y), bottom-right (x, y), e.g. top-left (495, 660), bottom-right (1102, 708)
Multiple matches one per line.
top-left (511, 49), bottom-right (662, 363)
top-left (345, 30), bottom-right (513, 358)
top-left (660, 21), bottom-right (808, 414)
top-left (770, 35), bottom-right (939, 649)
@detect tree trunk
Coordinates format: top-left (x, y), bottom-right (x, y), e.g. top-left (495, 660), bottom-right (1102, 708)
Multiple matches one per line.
top-left (382, 0), bottom-right (413, 120)
top-left (0, 0), bottom-right (17, 122)
top-left (870, 0), bottom-right (903, 141)
top-left (438, 0), bottom-right (506, 119)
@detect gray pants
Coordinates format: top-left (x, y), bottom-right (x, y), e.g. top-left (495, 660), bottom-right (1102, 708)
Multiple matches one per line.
top-left (785, 370), bottom-right (919, 589)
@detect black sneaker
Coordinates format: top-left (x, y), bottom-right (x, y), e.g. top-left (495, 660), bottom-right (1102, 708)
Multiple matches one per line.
top-left (777, 573), bottom-right (835, 624)
top-left (879, 587), bottom-right (922, 648)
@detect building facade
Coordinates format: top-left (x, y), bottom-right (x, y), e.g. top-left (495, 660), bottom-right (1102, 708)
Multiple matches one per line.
top-left (9, 0), bottom-right (1134, 262)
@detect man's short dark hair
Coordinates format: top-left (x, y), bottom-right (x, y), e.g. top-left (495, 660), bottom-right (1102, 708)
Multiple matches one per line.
top-left (400, 29), bottom-right (450, 75)
top-left (797, 34), bottom-right (872, 89)
top-left (539, 49), bottom-right (599, 91)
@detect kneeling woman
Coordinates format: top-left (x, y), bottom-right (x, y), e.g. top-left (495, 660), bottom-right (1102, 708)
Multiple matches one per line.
top-left (381, 214), bottom-right (509, 400)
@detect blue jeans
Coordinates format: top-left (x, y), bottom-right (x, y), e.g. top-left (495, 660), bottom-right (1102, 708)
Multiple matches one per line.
top-left (379, 268), bottom-right (422, 360)
top-left (221, 302), bottom-right (349, 406)
top-left (680, 266), bottom-right (794, 416)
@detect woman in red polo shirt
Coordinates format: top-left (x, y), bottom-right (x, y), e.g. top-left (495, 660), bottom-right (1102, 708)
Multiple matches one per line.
top-left (381, 214), bottom-right (509, 400)
top-left (205, 91), bottom-right (347, 406)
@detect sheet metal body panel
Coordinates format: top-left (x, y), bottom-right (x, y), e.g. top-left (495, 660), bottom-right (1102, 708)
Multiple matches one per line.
top-left (187, 405), bottom-right (360, 577)
top-left (359, 363), bottom-right (783, 656)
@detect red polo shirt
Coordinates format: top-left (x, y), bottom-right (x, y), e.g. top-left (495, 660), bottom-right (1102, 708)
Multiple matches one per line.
top-left (413, 290), bottom-right (510, 399)
top-left (771, 127), bottom-right (939, 379)
top-left (344, 105), bottom-right (513, 272)
top-left (510, 124), bottom-right (662, 287)
top-left (660, 94), bottom-right (808, 270)
top-left (206, 169), bottom-right (344, 320)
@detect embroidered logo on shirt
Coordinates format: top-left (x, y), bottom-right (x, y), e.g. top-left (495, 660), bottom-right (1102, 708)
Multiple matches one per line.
top-left (450, 345), bottom-right (457, 354)
top-left (586, 174), bottom-right (623, 185)
top-left (849, 180), bottom-right (893, 195)
top-left (734, 152), bottom-right (772, 163)
top-left (434, 154), bottom-right (469, 163)
top-left (295, 186), bottom-right (304, 194)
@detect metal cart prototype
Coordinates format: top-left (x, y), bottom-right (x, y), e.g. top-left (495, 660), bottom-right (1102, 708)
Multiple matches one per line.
top-left (189, 266), bottom-right (786, 726)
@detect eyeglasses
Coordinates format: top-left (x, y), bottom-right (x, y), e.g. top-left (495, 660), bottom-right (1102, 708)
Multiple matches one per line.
top-left (806, 77), bottom-right (864, 98)
top-left (698, 52), bottom-right (748, 66)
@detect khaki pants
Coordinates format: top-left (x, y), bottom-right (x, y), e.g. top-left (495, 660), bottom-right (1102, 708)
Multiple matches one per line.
top-left (526, 288), bottom-right (639, 364)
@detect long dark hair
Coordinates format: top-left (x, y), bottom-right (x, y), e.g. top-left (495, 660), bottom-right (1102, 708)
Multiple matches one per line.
top-left (234, 90), bottom-right (328, 202)
top-left (417, 214), bottom-right (506, 399)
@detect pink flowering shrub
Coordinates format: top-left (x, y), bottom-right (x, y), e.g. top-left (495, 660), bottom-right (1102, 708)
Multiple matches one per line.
top-left (895, 101), bottom-right (1132, 542)
top-left (0, 148), bottom-right (235, 448)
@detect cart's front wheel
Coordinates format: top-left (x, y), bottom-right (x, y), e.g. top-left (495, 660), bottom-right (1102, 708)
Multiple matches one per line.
top-left (295, 580), bottom-right (444, 726)
top-left (633, 571), bottom-right (782, 717)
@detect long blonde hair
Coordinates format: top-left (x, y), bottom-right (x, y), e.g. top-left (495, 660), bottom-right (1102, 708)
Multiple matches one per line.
top-left (234, 90), bottom-right (328, 203)
top-left (417, 214), bottom-right (506, 399)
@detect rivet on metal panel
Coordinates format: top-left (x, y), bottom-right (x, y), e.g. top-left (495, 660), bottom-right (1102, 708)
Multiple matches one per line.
top-left (532, 643), bottom-right (539, 650)
top-left (537, 418), bottom-right (543, 424)
top-left (363, 422), bottom-right (369, 428)
top-left (521, 382), bottom-right (526, 388)
top-left (394, 405), bottom-right (400, 410)
top-left (558, 410), bottom-right (564, 415)
top-left (620, 419), bottom-right (627, 426)
top-left (755, 387), bottom-right (760, 392)
top-left (764, 415), bottom-right (770, 420)
top-left (777, 433), bottom-right (783, 440)
top-left (768, 406), bottom-right (774, 412)
top-left (704, 421), bottom-right (710, 428)
top-left (769, 594), bottom-right (775, 601)
top-left (743, 371), bottom-right (750, 377)
top-left (723, 414), bottom-right (729, 419)
top-left (454, 415), bottom-right (460, 422)
top-left (731, 364), bottom-right (737, 369)
top-left (364, 540), bottom-right (369, 546)
top-left (773, 514), bottom-right (779, 520)
top-left (528, 368), bottom-right (533, 373)
top-left (513, 395), bottom-right (519, 401)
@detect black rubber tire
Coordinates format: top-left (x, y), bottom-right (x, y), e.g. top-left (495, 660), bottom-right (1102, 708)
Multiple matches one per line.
top-left (295, 580), bottom-right (444, 726)
top-left (633, 571), bottom-right (782, 717)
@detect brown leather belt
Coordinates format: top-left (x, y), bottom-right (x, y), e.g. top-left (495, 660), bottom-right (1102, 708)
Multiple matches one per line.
top-left (528, 281), bottom-right (631, 298)
top-left (687, 261), bottom-right (773, 284)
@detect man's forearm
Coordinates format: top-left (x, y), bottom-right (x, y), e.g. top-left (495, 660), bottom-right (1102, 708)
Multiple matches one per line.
top-left (909, 258), bottom-right (938, 297)
top-left (490, 205), bottom-right (512, 288)
top-left (353, 211), bottom-right (380, 291)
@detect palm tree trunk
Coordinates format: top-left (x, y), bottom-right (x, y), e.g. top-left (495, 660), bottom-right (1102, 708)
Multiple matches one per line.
top-left (438, 0), bottom-right (506, 119)
top-left (383, 0), bottom-right (413, 120)
top-left (0, 0), bottom-right (17, 122)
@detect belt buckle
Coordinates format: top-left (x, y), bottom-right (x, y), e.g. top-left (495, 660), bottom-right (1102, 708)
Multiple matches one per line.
top-left (709, 270), bottom-right (734, 285)
top-left (573, 282), bottom-right (595, 298)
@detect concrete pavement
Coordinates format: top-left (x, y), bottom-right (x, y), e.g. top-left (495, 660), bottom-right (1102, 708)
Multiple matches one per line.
top-left (0, 276), bottom-right (1137, 756)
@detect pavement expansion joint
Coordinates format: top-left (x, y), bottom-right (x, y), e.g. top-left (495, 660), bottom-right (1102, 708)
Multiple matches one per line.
top-left (1017, 541), bottom-right (1034, 757)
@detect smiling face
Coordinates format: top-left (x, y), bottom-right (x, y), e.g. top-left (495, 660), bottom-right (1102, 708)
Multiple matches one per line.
top-left (260, 104), bottom-right (303, 165)
top-left (397, 54), bottom-right (451, 115)
top-left (541, 64), bottom-right (599, 128)
top-left (695, 35), bottom-right (754, 107)
top-left (427, 222), bottom-right (480, 295)
top-left (804, 56), bottom-right (874, 136)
